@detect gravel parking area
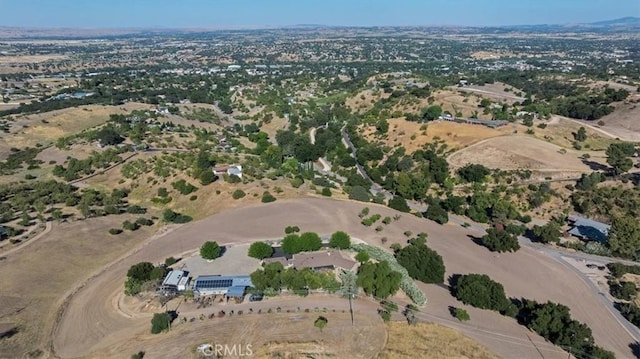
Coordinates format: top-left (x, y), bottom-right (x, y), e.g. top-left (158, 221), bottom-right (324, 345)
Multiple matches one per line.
top-left (178, 243), bottom-right (261, 277)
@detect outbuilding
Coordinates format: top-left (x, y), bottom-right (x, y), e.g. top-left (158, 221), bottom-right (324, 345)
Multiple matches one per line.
top-left (159, 270), bottom-right (190, 295)
top-left (193, 275), bottom-right (253, 297)
top-left (567, 215), bottom-right (610, 243)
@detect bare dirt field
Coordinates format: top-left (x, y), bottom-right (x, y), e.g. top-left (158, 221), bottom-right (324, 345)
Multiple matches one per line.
top-left (381, 322), bottom-right (497, 359)
top-left (367, 118), bottom-right (509, 153)
top-left (448, 135), bottom-right (591, 175)
top-left (0, 215), bottom-right (155, 359)
top-left (46, 197), bottom-right (637, 358)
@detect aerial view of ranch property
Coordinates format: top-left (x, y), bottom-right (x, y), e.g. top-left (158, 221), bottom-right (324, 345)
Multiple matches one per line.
top-left (1, 1), bottom-right (640, 358)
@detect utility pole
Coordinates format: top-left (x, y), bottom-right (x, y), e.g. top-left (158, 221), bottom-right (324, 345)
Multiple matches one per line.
top-left (348, 283), bottom-right (355, 326)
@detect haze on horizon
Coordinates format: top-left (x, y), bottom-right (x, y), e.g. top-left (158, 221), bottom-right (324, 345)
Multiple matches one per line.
top-left (0, 0), bottom-right (638, 29)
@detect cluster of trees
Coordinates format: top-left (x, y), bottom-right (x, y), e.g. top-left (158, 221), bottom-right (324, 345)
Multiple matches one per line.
top-left (52, 147), bottom-right (128, 181)
top-left (606, 142), bottom-right (636, 176)
top-left (0, 147), bottom-right (43, 175)
top-left (571, 185), bottom-right (640, 224)
top-left (250, 262), bottom-right (339, 295)
top-left (351, 242), bottom-right (427, 305)
top-left (479, 228), bottom-right (520, 252)
top-left (395, 240), bottom-right (445, 284)
top-left (451, 274), bottom-right (516, 316)
top-left (452, 273), bottom-right (614, 358)
top-left (517, 300), bottom-right (614, 359)
top-left (605, 216), bottom-right (640, 259)
top-left (357, 260), bottom-right (402, 300)
top-left (607, 263), bottom-right (640, 330)
top-left (530, 220), bottom-right (563, 243)
top-left (281, 232), bottom-right (322, 254)
top-left (457, 164), bottom-right (491, 183)
top-left (125, 262), bottom-right (166, 296)
top-left (171, 179), bottom-right (198, 195)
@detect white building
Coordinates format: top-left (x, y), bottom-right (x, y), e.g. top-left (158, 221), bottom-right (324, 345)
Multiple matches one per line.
top-left (159, 270), bottom-right (190, 294)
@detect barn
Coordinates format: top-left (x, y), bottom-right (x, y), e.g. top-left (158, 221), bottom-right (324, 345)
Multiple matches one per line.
top-left (192, 275), bottom-right (253, 297)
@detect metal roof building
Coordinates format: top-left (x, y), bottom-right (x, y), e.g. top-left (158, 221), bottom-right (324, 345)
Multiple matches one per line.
top-left (159, 270), bottom-right (190, 294)
top-left (193, 275), bottom-right (253, 297)
top-left (568, 215), bottom-right (610, 243)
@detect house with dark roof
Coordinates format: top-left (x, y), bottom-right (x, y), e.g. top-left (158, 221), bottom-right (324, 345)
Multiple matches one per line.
top-left (263, 249), bottom-right (357, 272)
top-left (567, 215), bottom-right (610, 243)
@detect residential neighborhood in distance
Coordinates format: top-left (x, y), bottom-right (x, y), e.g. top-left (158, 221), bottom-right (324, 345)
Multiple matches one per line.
top-left (1, 1), bottom-right (640, 358)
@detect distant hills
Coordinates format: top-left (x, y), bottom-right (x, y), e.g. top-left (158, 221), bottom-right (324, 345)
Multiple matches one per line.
top-left (0, 17), bottom-right (638, 39)
top-left (590, 17), bottom-right (640, 26)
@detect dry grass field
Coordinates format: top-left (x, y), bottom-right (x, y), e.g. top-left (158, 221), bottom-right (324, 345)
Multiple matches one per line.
top-left (595, 94), bottom-right (640, 141)
top-left (0, 54), bottom-right (69, 64)
top-left (381, 322), bottom-right (497, 359)
top-left (365, 118), bottom-right (509, 153)
top-left (44, 198), bottom-right (636, 359)
top-left (0, 102), bottom-right (152, 150)
top-left (91, 312), bottom-right (386, 359)
top-left (448, 135), bottom-right (591, 175)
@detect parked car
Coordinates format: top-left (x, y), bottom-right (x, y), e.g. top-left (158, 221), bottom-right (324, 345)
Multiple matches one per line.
top-left (249, 293), bottom-right (264, 302)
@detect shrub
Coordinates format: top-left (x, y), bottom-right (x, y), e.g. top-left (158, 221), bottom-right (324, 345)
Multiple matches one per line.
top-left (261, 191), bottom-right (276, 203)
top-left (150, 312), bottom-right (171, 334)
top-left (321, 187), bottom-right (332, 197)
top-left (609, 280), bottom-right (637, 301)
top-left (378, 309), bottom-right (391, 322)
top-left (109, 228), bottom-right (123, 235)
top-left (126, 205), bottom-right (147, 214)
top-left (123, 220), bottom-right (140, 231)
top-left (232, 189), bottom-right (246, 199)
top-left (284, 226), bottom-right (300, 234)
top-left (162, 209), bottom-right (192, 223)
top-left (290, 177), bottom-right (304, 188)
top-left (355, 251), bottom-right (370, 263)
top-left (135, 217), bottom-right (153, 226)
top-left (171, 179), bottom-right (197, 195)
top-left (348, 186), bottom-right (370, 202)
top-left (452, 307), bottom-right (470, 321)
top-left (164, 257), bottom-right (178, 266)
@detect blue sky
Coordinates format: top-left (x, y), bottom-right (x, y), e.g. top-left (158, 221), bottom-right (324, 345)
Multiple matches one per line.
top-left (0, 0), bottom-right (638, 28)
